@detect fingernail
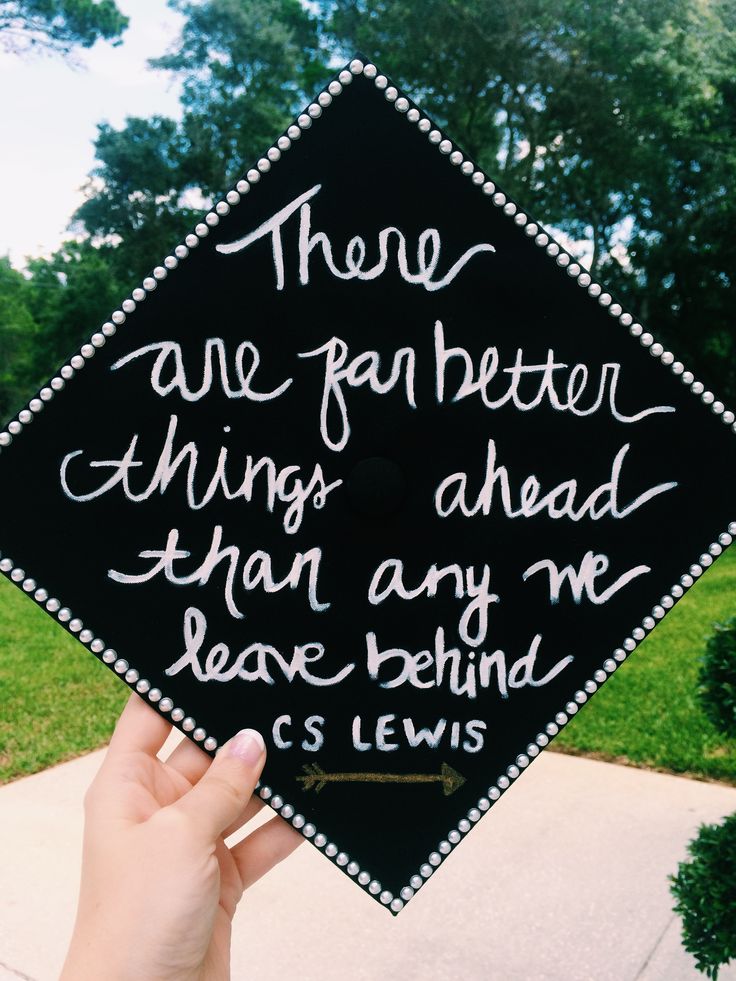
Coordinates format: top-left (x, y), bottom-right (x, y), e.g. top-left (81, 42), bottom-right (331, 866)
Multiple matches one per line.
top-left (228, 728), bottom-right (265, 765)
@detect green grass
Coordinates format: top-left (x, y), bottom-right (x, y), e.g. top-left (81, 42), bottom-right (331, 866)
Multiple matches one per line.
top-left (1, 550), bottom-right (736, 784)
top-left (556, 547), bottom-right (736, 783)
top-left (0, 577), bottom-right (127, 783)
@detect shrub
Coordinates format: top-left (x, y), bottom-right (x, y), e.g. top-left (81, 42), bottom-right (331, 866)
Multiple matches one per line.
top-left (698, 617), bottom-right (736, 737)
top-left (670, 813), bottom-right (736, 978)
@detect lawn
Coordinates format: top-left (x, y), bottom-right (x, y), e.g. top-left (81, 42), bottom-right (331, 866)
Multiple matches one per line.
top-left (555, 546), bottom-right (736, 783)
top-left (1, 550), bottom-right (736, 784)
top-left (0, 579), bottom-right (127, 783)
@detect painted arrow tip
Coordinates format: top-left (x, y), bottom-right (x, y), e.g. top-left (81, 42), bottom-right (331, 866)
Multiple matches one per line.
top-left (440, 762), bottom-right (466, 796)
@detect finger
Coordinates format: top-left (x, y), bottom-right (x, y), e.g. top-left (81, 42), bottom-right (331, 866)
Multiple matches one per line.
top-left (170, 728), bottom-right (266, 840)
top-left (107, 692), bottom-right (171, 759)
top-left (164, 735), bottom-right (265, 830)
top-left (164, 734), bottom-right (212, 786)
top-left (229, 814), bottom-right (303, 890)
top-left (223, 795), bottom-right (264, 840)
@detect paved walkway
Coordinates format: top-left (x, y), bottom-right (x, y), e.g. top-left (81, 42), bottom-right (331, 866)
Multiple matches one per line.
top-left (1, 740), bottom-right (736, 981)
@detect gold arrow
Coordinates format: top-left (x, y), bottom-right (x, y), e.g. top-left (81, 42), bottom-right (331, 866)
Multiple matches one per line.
top-left (296, 762), bottom-right (466, 796)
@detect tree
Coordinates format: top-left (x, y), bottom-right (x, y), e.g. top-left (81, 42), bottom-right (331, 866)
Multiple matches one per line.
top-left (74, 0), bottom-right (329, 283)
top-left (74, 116), bottom-right (197, 284)
top-left (670, 625), bottom-right (736, 978)
top-left (321, 0), bottom-right (736, 400)
top-left (0, 242), bottom-right (123, 424)
top-left (0, 0), bottom-right (128, 57)
top-left (25, 240), bottom-right (121, 369)
top-left (698, 618), bottom-right (736, 736)
top-left (0, 257), bottom-right (40, 421)
top-left (671, 814), bottom-right (736, 979)
top-left (71, 0), bottom-right (736, 402)
top-left (152, 0), bottom-right (328, 196)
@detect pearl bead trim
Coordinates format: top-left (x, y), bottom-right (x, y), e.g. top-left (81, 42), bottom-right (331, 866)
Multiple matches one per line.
top-left (0, 56), bottom-right (735, 915)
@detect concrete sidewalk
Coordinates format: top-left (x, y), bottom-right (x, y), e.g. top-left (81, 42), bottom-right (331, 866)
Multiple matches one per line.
top-left (2, 743), bottom-right (736, 981)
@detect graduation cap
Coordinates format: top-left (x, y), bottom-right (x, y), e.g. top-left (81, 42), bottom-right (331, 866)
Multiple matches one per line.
top-left (1, 56), bottom-right (734, 913)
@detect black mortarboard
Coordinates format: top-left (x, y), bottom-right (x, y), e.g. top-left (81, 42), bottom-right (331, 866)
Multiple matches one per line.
top-left (1, 56), bottom-right (734, 912)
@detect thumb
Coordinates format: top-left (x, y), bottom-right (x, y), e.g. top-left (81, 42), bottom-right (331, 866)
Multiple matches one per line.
top-left (172, 728), bottom-right (266, 841)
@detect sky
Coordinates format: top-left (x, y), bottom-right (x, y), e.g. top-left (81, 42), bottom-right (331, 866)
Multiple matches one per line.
top-left (0, 4), bottom-right (598, 271)
top-left (0, 0), bottom-right (185, 267)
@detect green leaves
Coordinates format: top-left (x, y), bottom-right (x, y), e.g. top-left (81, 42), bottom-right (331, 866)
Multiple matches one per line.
top-left (72, 0), bottom-right (329, 282)
top-left (0, 258), bottom-right (39, 422)
top-left (698, 618), bottom-right (736, 739)
top-left (323, 0), bottom-right (736, 400)
top-left (0, 0), bottom-right (128, 56)
top-left (671, 813), bottom-right (736, 978)
top-left (671, 614), bottom-right (736, 976)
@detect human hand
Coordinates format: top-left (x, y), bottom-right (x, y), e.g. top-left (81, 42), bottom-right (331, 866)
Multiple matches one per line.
top-left (61, 693), bottom-right (302, 981)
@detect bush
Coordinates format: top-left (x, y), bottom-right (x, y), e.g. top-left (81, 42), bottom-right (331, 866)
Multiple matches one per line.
top-left (670, 813), bottom-right (736, 978)
top-left (698, 618), bottom-right (736, 737)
